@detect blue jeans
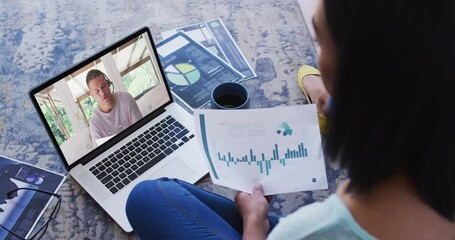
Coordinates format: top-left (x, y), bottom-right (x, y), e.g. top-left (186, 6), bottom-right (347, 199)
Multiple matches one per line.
top-left (125, 178), bottom-right (280, 240)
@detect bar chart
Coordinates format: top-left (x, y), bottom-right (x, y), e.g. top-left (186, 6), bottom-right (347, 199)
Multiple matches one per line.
top-left (194, 105), bottom-right (328, 195)
top-left (217, 143), bottom-right (309, 175)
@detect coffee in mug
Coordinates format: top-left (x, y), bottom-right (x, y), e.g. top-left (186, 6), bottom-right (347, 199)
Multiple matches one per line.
top-left (211, 82), bottom-right (249, 109)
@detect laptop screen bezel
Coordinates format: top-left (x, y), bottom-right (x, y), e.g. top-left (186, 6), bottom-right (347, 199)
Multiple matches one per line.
top-left (28, 27), bottom-right (174, 171)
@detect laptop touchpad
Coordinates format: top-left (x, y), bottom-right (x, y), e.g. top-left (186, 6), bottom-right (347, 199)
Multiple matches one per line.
top-left (147, 158), bottom-right (195, 180)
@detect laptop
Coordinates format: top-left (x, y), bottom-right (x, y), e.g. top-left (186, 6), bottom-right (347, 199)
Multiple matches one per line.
top-left (28, 27), bottom-right (208, 232)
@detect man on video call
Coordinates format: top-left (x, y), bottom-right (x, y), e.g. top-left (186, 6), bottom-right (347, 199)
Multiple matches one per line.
top-left (86, 69), bottom-right (143, 147)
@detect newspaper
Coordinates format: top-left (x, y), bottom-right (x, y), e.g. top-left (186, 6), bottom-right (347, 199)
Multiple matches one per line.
top-left (161, 18), bottom-right (256, 80)
top-left (0, 155), bottom-right (65, 240)
top-left (194, 105), bottom-right (328, 195)
top-left (156, 31), bottom-right (245, 112)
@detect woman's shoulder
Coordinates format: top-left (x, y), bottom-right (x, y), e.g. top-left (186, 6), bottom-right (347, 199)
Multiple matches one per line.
top-left (267, 194), bottom-right (376, 240)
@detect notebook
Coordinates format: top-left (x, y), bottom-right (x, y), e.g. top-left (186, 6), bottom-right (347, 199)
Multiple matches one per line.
top-left (28, 27), bottom-right (208, 232)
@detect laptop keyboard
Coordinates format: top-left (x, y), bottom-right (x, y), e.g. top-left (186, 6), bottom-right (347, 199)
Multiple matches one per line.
top-left (88, 115), bottom-right (195, 194)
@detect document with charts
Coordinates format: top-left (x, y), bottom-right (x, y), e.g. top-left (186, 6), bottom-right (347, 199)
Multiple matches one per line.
top-left (161, 18), bottom-right (256, 80)
top-left (156, 31), bottom-right (245, 113)
top-left (194, 105), bottom-right (328, 195)
top-left (0, 155), bottom-right (65, 240)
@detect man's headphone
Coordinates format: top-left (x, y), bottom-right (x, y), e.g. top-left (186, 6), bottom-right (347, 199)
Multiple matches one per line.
top-left (102, 73), bottom-right (115, 92)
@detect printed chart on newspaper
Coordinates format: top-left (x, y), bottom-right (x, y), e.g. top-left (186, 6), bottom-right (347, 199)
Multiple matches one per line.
top-left (0, 155), bottom-right (65, 240)
top-left (194, 105), bottom-right (328, 195)
top-left (161, 18), bottom-right (256, 80)
top-left (156, 31), bottom-right (245, 112)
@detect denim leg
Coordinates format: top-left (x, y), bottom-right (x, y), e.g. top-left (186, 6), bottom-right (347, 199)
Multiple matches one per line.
top-left (126, 178), bottom-right (242, 240)
top-left (171, 178), bottom-right (245, 232)
top-left (126, 178), bottom-right (281, 239)
top-left (174, 178), bottom-right (281, 234)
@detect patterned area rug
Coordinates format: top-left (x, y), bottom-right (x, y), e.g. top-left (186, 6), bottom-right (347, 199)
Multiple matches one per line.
top-left (0, 0), bottom-right (346, 239)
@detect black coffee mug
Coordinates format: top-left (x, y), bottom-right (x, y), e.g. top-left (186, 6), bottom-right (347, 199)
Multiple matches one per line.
top-left (211, 82), bottom-right (249, 109)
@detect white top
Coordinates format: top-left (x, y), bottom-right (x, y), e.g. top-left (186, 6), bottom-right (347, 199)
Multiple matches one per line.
top-left (267, 194), bottom-right (377, 240)
top-left (89, 91), bottom-right (142, 146)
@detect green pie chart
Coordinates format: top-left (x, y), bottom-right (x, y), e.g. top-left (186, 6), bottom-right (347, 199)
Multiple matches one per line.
top-left (165, 63), bottom-right (201, 86)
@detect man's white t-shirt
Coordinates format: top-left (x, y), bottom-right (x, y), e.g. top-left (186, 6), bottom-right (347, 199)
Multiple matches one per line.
top-left (89, 91), bottom-right (143, 146)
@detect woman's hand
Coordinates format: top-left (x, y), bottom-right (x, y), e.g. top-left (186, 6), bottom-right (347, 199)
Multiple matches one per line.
top-left (235, 184), bottom-right (271, 240)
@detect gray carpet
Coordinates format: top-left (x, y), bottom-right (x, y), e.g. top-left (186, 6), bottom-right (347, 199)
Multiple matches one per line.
top-left (0, 0), bottom-right (346, 239)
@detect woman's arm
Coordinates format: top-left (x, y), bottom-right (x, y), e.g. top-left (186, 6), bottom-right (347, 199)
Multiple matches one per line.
top-left (235, 184), bottom-right (271, 240)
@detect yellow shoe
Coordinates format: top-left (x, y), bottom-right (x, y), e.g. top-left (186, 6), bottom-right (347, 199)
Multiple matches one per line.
top-left (298, 65), bottom-right (328, 135)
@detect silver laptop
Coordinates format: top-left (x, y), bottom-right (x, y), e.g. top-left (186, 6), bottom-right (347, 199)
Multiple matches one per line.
top-left (28, 27), bottom-right (208, 232)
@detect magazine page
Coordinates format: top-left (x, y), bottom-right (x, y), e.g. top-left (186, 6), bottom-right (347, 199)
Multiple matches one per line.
top-left (156, 31), bottom-right (245, 112)
top-left (161, 18), bottom-right (256, 80)
top-left (0, 155), bottom-right (66, 240)
top-left (193, 105), bottom-right (328, 195)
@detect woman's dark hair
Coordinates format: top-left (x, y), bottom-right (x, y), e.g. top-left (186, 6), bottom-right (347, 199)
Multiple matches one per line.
top-left (324, 0), bottom-right (455, 221)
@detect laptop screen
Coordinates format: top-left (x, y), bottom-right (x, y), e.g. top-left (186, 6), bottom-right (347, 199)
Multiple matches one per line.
top-left (29, 28), bottom-right (172, 169)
